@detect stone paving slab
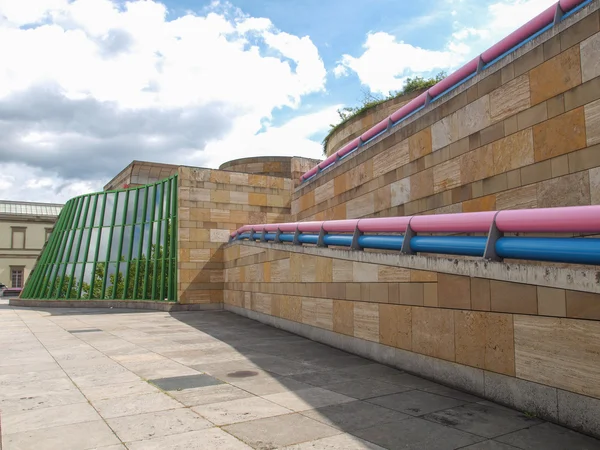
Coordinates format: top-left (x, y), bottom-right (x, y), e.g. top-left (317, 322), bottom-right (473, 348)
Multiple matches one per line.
top-left (1, 300), bottom-right (600, 450)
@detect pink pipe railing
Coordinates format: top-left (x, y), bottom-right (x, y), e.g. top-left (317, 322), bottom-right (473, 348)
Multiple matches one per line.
top-left (230, 205), bottom-right (600, 239)
top-left (300, 0), bottom-right (588, 182)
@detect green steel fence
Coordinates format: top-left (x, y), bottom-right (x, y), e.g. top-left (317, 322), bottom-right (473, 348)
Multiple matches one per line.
top-left (22, 175), bottom-right (178, 301)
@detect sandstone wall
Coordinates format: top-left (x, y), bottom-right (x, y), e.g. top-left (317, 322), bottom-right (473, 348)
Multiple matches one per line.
top-left (177, 167), bottom-right (293, 304)
top-left (293, 5), bottom-right (600, 222)
top-left (224, 240), bottom-right (600, 437)
top-left (104, 161), bottom-right (179, 191)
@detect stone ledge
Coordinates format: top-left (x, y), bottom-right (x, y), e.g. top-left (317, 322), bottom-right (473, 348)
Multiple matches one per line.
top-left (224, 303), bottom-right (600, 439)
top-left (10, 299), bottom-right (224, 312)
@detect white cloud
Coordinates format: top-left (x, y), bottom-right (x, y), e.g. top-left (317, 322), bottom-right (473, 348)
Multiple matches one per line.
top-left (334, 0), bottom-right (557, 94)
top-left (334, 31), bottom-right (465, 94)
top-left (0, 0), bottom-right (330, 202)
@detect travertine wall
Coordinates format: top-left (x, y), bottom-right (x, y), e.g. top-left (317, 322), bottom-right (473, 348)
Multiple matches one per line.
top-left (325, 89), bottom-right (427, 157)
top-left (219, 156), bottom-right (322, 188)
top-left (294, 6), bottom-right (600, 221)
top-left (177, 166), bottom-right (292, 304)
top-left (224, 241), bottom-right (600, 436)
top-left (104, 161), bottom-right (179, 191)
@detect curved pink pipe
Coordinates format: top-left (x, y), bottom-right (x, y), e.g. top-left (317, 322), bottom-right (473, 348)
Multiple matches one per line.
top-left (277, 223), bottom-right (299, 233)
top-left (389, 92), bottom-right (427, 122)
top-left (361, 118), bottom-right (389, 142)
top-left (428, 57), bottom-right (479, 97)
top-left (481, 4), bottom-right (556, 63)
top-left (496, 206), bottom-right (600, 233)
top-left (298, 221), bottom-right (325, 233)
top-left (560, 0), bottom-right (584, 11)
top-left (358, 217), bottom-right (411, 233)
top-left (323, 219), bottom-right (360, 233)
top-left (411, 211), bottom-right (497, 233)
top-left (319, 154), bottom-right (338, 170)
top-left (263, 224), bottom-right (280, 232)
top-left (337, 137), bottom-right (361, 158)
top-left (302, 166), bottom-right (318, 180)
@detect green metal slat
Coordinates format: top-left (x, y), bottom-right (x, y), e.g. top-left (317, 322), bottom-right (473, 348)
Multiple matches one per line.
top-left (142, 185), bottom-right (156, 299)
top-left (151, 182), bottom-right (165, 300)
top-left (41, 200), bottom-right (73, 298)
top-left (133, 187), bottom-right (149, 300)
top-left (89, 193), bottom-right (107, 299)
top-left (112, 190), bottom-right (130, 299)
top-left (101, 193), bottom-right (120, 299)
top-left (123, 187), bottom-right (140, 299)
top-left (27, 201), bottom-right (68, 298)
top-left (66, 196), bottom-right (90, 298)
top-left (56, 197), bottom-right (83, 298)
top-left (77, 195), bottom-right (98, 299)
top-left (48, 199), bottom-right (78, 298)
top-left (170, 176), bottom-right (178, 301)
top-left (160, 179), bottom-right (171, 300)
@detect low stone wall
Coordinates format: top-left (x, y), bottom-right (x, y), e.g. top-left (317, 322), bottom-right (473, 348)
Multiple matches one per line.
top-left (10, 299), bottom-right (222, 311)
top-left (223, 240), bottom-right (600, 437)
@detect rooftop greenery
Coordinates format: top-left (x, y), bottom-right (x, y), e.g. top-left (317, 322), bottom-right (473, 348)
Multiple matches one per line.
top-left (322, 71), bottom-right (446, 155)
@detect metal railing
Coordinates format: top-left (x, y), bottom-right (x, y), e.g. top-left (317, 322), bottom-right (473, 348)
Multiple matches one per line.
top-left (230, 205), bottom-right (600, 266)
top-left (301, 0), bottom-right (592, 183)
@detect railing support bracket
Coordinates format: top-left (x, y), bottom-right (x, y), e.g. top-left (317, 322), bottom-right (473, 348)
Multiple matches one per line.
top-left (483, 212), bottom-right (504, 262)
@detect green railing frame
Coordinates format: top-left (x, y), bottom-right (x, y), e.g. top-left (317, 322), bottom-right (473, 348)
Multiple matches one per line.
top-left (22, 175), bottom-right (178, 302)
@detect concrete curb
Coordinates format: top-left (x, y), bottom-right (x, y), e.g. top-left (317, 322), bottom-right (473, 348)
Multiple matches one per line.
top-left (9, 299), bottom-right (223, 312)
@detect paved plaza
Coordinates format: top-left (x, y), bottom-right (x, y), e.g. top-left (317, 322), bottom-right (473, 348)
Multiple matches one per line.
top-left (1, 300), bottom-right (600, 450)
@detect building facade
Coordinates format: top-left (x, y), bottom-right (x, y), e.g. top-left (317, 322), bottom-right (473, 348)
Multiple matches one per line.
top-left (0, 200), bottom-right (63, 289)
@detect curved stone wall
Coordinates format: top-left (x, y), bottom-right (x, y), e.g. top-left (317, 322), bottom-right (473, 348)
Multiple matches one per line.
top-left (324, 89), bottom-right (427, 157)
top-left (220, 156), bottom-right (322, 187)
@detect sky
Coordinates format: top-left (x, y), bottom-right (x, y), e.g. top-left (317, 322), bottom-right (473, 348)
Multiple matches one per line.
top-left (0, 0), bottom-right (559, 203)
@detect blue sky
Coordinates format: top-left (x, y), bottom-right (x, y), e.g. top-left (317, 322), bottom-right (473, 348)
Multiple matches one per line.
top-left (0, 0), bottom-right (557, 202)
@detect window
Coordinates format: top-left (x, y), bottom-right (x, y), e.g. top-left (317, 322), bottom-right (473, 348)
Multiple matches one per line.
top-left (45, 228), bottom-right (53, 242)
top-left (11, 267), bottom-right (24, 288)
top-left (11, 227), bottom-right (26, 249)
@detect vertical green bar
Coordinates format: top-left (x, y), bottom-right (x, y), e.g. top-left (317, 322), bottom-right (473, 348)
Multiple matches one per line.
top-left (142, 185), bottom-right (156, 299)
top-left (101, 193), bottom-right (120, 299)
top-left (133, 187), bottom-right (149, 300)
top-left (123, 187), bottom-right (140, 299)
top-left (169, 176), bottom-right (178, 301)
top-left (48, 199), bottom-right (78, 298)
top-left (77, 195), bottom-right (98, 299)
top-left (159, 180), bottom-right (171, 300)
top-left (112, 190), bottom-right (130, 299)
top-left (42, 201), bottom-right (73, 298)
top-left (66, 196), bottom-right (90, 297)
top-left (151, 182), bottom-right (165, 300)
top-left (56, 198), bottom-right (83, 298)
top-left (28, 203), bottom-right (68, 298)
top-left (89, 193), bottom-right (107, 298)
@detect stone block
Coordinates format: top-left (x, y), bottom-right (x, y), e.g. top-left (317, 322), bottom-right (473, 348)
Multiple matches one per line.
top-left (454, 311), bottom-right (486, 370)
top-left (514, 315), bottom-right (600, 399)
top-left (353, 262), bottom-right (378, 282)
top-left (496, 185), bottom-right (538, 210)
top-left (332, 259), bottom-right (353, 282)
top-left (537, 287), bottom-right (566, 317)
top-left (479, 122), bottom-right (505, 146)
top-left (314, 180), bottom-right (334, 205)
top-left (316, 298), bottom-right (334, 330)
top-left (490, 281), bottom-right (537, 314)
top-left (333, 300), bottom-right (354, 335)
top-left (377, 266), bottom-right (410, 282)
top-left (557, 389), bottom-right (600, 438)
top-left (229, 191), bottom-right (249, 205)
top-left (484, 371), bottom-right (558, 421)
top-left (520, 160), bottom-right (552, 186)
top-left (409, 127), bottom-right (433, 161)
top-left (373, 140), bottom-right (409, 178)
top-left (209, 229), bottom-right (231, 243)
top-left (409, 168), bottom-right (434, 201)
top-left (374, 185), bottom-right (392, 212)
top-left (564, 75), bottom-right (600, 111)
top-left (432, 113), bottom-right (459, 151)
top-left (490, 75), bottom-right (531, 122)
top-left (397, 283), bottom-right (424, 306)
top-left (391, 178), bottom-right (411, 207)
top-left (347, 192), bottom-right (375, 218)
top-left (423, 283), bottom-right (438, 307)
top-left (280, 296), bottom-right (302, 322)
top-left (469, 278), bottom-right (490, 312)
top-left (460, 145), bottom-right (494, 184)
top-left (438, 274), bottom-right (471, 309)
top-left (433, 158), bottom-right (461, 193)
top-left (547, 93), bottom-right (565, 119)
top-left (333, 173), bottom-right (347, 196)
top-left (492, 129), bottom-right (535, 176)
top-left (211, 190), bottom-right (230, 204)
top-left (537, 171), bottom-right (590, 208)
top-left (379, 304), bottom-right (412, 350)
top-left (457, 95), bottom-right (492, 140)
top-left (462, 195), bottom-right (496, 213)
top-left (517, 102), bottom-right (548, 131)
top-left (411, 307), bottom-right (455, 361)
top-left (189, 188), bottom-right (210, 202)
top-left (529, 45), bottom-right (582, 105)
top-left (410, 270), bottom-right (437, 282)
top-left (533, 107), bottom-right (587, 162)
top-left (585, 98), bottom-right (600, 146)
top-left (591, 167), bottom-right (600, 205)
top-left (354, 302), bottom-right (379, 342)
top-left (299, 191), bottom-right (315, 212)
top-left (561, 9), bottom-right (600, 51)
top-left (569, 144), bottom-right (600, 174)
top-left (347, 161), bottom-right (373, 189)
top-left (566, 290), bottom-right (600, 320)
top-left (581, 31), bottom-right (600, 83)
